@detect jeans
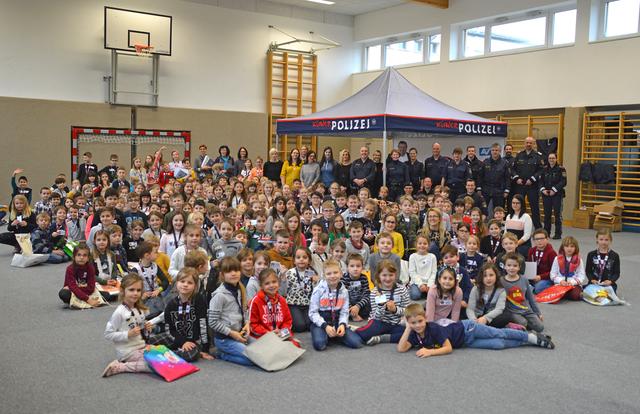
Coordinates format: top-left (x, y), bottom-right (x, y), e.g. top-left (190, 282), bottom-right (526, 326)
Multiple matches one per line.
top-left (462, 320), bottom-right (529, 350)
top-left (47, 253), bottom-right (69, 264)
top-left (409, 284), bottom-right (427, 300)
top-left (493, 311), bottom-right (544, 333)
top-left (310, 324), bottom-right (362, 351)
top-left (214, 337), bottom-right (254, 367)
top-left (289, 305), bottom-right (310, 332)
top-left (533, 279), bottom-right (553, 294)
top-left (356, 319), bottom-right (405, 343)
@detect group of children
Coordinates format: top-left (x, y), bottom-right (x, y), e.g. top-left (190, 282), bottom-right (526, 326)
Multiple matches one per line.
top-left (0, 148), bottom-right (622, 376)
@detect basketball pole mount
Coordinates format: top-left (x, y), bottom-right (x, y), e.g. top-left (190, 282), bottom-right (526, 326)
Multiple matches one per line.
top-left (103, 48), bottom-right (160, 107)
top-left (268, 25), bottom-right (340, 55)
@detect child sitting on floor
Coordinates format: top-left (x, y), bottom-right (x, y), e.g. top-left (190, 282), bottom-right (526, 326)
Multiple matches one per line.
top-left (341, 253), bottom-right (371, 322)
top-left (31, 212), bottom-right (69, 264)
top-left (59, 243), bottom-right (106, 308)
top-left (548, 236), bottom-right (587, 301)
top-left (585, 228), bottom-right (621, 292)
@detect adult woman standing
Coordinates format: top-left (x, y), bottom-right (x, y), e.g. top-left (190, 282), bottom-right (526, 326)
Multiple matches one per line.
top-left (264, 148), bottom-right (284, 185)
top-left (214, 145), bottom-right (235, 177)
top-left (300, 151), bottom-right (320, 188)
top-left (386, 149), bottom-right (410, 202)
top-left (335, 149), bottom-right (352, 193)
top-left (280, 148), bottom-right (302, 187)
top-left (505, 194), bottom-right (533, 257)
top-left (540, 153), bottom-right (566, 240)
top-left (421, 207), bottom-right (451, 260)
top-left (233, 147), bottom-right (249, 177)
top-left (319, 146), bottom-right (337, 187)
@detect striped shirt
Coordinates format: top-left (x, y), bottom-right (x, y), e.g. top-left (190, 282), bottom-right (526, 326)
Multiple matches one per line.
top-left (369, 284), bottom-right (410, 325)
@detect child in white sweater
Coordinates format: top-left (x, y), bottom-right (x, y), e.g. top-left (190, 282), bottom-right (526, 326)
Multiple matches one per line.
top-left (169, 224), bottom-right (210, 279)
top-left (408, 234), bottom-right (437, 300)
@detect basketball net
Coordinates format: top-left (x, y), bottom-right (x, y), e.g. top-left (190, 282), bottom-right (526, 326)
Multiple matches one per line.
top-left (134, 44), bottom-right (154, 57)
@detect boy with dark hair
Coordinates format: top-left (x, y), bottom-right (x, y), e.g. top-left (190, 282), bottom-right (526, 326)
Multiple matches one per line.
top-left (266, 230), bottom-right (293, 270)
top-left (32, 212), bottom-right (69, 264)
top-left (124, 193), bottom-right (148, 232)
top-left (396, 196), bottom-right (419, 260)
top-left (77, 151), bottom-right (98, 184)
top-left (11, 168), bottom-right (32, 203)
top-left (341, 253), bottom-right (371, 321)
top-left (99, 154), bottom-right (119, 182)
top-left (527, 229), bottom-right (557, 294)
top-left (111, 167), bottom-right (130, 191)
top-left (34, 187), bottom-right (53, 216)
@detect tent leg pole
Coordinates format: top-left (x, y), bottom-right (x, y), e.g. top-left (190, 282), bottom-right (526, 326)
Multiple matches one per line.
top-left (382, 130), bottom-right (387, 188)
top-left (275, 135), bottom-right (279, 152)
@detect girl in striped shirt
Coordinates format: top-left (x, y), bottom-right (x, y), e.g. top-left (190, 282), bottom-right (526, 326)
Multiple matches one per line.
top-left (356, 260), bottom-right (410, 346)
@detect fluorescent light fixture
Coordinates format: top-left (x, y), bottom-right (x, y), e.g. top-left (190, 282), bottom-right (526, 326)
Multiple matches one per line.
top-left (306, 0), bottom-right (335, 5)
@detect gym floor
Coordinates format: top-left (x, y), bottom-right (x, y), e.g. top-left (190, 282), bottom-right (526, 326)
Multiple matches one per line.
top-left (1, 228), bottom-right (639, 414)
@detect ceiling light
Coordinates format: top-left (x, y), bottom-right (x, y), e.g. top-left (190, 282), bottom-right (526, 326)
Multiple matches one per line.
top-left (306, 0), bottom-right (335, 5)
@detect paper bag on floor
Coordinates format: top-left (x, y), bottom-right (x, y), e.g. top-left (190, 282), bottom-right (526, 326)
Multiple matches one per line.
top-left (70, 289), bottom-right (109, 309)
top-left (244, 331), bottom-right (305, 372)
top-left (582, 284), bottom-right (626, 306)
top-left (144, 345), bottom-right (199, 382)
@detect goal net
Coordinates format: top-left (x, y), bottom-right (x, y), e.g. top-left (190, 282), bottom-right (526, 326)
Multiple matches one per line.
top-left (71, 127), bottom-right (191, 180)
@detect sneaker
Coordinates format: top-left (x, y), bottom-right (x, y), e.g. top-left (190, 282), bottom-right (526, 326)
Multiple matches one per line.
top-left (102, 360), bottom-right (120, 377)
top-left (366, 336), bottom-right (381, 346)
top-left (535, 333), bottom-right (555, 349)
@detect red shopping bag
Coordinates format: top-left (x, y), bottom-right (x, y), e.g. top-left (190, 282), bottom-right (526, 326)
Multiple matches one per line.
top-left (535, 285), bottom-right (574, 304)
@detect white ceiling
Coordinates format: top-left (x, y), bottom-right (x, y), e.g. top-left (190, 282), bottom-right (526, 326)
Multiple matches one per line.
top-left (260, 0), bottom-right (407, 15)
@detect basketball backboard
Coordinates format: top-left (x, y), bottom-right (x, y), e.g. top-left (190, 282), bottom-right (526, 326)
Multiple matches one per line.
top-left (104, 6), bottom-right (172, 56)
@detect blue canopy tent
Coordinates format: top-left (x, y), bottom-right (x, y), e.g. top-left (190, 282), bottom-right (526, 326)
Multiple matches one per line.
top-left (276, 67), bottom-right (508, 184)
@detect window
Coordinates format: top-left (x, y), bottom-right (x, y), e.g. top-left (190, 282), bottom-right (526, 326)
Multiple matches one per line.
top-left (363, 30), bottom-right (441, 71)
top-left (428, 34), bottom-right (441, 62)
top-left (604, 0), bottom-right (640, 37)
top-left (366, 45), bottom-right (381, 71)
top-left (464, 26), bottom-right (485, 57)
top-left (553, 9), bottom-right (577, 45)
top-left (454, 4), bottom-right (577, 60)
top-left (384, 39), bottom-right (424, 67)
top-left (490, 17), bottom-right (546, 52)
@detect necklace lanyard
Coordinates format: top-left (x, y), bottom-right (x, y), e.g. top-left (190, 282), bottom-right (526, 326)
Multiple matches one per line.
top-left (178, 300), bottom-right (191, 322)
top-left (266, 297), bottom-right (279, 330)
top-left (173, 230), bottom-right (182, 248)
top-left (295, 268), bottom-right (310, 290)
top-left (534, 249), bottom-right (544, 265)
top-left (234, 196), bottom-right (242, 205)
top-left (226, 284), bottom-right (245, 326)
top-left (311, 205), bottom-right (320, 216)
top-left (329, 286), bottom-right (339, 325)
top-left (482, 287), bottom-right (497, 315)
top-left (597, 253), bottom-right (609, 279)
top-left (314, 252), bottom-right (326, 262)
top-left (141, 264), bottom-right (156, 291)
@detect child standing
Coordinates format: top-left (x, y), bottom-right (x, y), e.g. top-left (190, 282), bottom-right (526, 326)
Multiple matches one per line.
top-left (309, 260), bottom-right (363, 351)
top-left (549, 236), bottom-right (587, 301)
top-left (208, 257), bottom-right (254, 367)
top-left (527, 229), bottom-right (557, 294)
top-left (426, 267), bottom-right (463, 322)
top-left (341, 254), bottom-right (371, 321)
top-left (408, 234), bottom-right (438, 300)
top-left (59, 244), bottom-right (106, 308)
top-left (466, 264), bottom-right (506, 327)
top-left (356, 260), bottom-right (410, 346)
top-left (499, 253), bottom-right (544, 332)
top-left (282, 247), bottom-right (318, 332)
top-left (397, 303), bottom-right (554, 358)
top-left (102, 274), bottom-right (162, 377)
top-left (149, 268), bottom-right (213, 361)
top-left (249, 268), bottom-right (298, 346)
top-left (585, 228), bottom-right (621, 291)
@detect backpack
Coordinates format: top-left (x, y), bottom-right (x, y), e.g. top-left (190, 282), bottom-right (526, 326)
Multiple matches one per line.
top-left (579, 162), bottom-right (593, 182)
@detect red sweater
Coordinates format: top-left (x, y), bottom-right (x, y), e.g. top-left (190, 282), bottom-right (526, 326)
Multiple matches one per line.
top-left (527, 243), bottom-right (557, 281)
top-left (249, 290), bottom-right (293, 339)
top-left (64, 263), bottom-right (96, 301)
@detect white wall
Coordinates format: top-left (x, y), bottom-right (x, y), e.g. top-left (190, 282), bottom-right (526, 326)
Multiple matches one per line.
top-left (0, 0), bottom-right (360, 112)
top-left (353, 0), bottom-right (640, 112)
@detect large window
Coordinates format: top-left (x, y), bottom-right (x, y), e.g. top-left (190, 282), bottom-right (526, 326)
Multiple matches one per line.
top-left (604, 0), bottom-right (640, 37)
top-left (364, 30), bottom-right (440, 71)
top-left (456, 4), bottom-right (577, 59)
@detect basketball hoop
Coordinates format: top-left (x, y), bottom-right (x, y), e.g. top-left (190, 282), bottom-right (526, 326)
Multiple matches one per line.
top-left (134, 44), bottom-right (154, 57)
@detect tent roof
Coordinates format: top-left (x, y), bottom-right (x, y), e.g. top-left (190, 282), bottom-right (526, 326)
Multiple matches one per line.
top-left (276, 67), bottom-right (506, 137)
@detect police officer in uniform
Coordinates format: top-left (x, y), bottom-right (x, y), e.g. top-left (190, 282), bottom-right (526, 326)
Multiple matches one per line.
top-left (503, 143), bottom-right (516, 170)
top-left (424, 142), bottom-right (449, 188)
top-left (481, 143), bottom-right (511, 215)
top-left (349, 146), bottom-right (376, 194)
top-left (406, 147), bottom-right (424, 194)
top-left (511, 137), bottom-right (544, 229)
top-left (540, 153), bottom-right (567, 239)
top-left (386, 149), bottom-right (410, 201)
top-left (464, 145), bottom-right (484, 187)
top-left (444, 147), bottom-right (472, 202)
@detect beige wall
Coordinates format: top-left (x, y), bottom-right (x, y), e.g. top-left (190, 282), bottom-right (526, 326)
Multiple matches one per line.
top-left (0, 97), bottom-right (266, 200)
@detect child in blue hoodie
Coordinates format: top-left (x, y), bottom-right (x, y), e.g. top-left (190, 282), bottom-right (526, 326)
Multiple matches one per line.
top-left (308, 259), bottom-right (363, 351)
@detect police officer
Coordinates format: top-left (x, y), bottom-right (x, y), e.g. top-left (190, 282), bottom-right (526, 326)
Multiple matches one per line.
top-left (540, 153), bottom-right (567, 239)
top-left (463, 179), bottom-right (488, 216)
top-left (503, 143), bottom-right (515, 170)
top-left (511, 136), bottom-right (544, 229)
top-left (424, 142), bottom-right (449, 188)
top-left (444, 147), bottom-right (472, 202)
top-left (481, 143), bottom-right (511, 215)
top-left (386, 148), bottom-right (410, 201)
top-left (464, 145), bottom-right (484, 188)
top-left (349, 146), bottom-right (376, 194)
top-left (406, 147), bottom-right (424, 194)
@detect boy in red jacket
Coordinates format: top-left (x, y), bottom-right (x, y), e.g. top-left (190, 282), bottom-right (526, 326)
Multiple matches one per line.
top-left (248, 268), bottom-right (300, 347)
top-left (527, 229), bottom-right (557, 294)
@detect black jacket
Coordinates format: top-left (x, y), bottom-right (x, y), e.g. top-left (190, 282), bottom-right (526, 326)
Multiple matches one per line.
top-left (512, 150), bottom-right (544, 184)
top-left (481, 156), bottom-right (511, 196)
top-left (540, 164), bottom-right (567, 197)
top-left (585, 250), bottom-right (620, 287)
top-left (464, 156), bottom-right (484, 187)
top-left (164, 294), bottom-right (209, 348)
top-left (386, 160), bottom-right (410, 186)
top-left (424, 156), bottom-right (449, 186)
top-left (263, 161), bottom-right (284, 183)
top-left (445, 159), bottom-right (472, 187)
top-left (335, 163), bottom-right (352, 189)
top-left (350, 158), bottom-right (376, 190)
top-left (405, 160), bottom-right (424, 187)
